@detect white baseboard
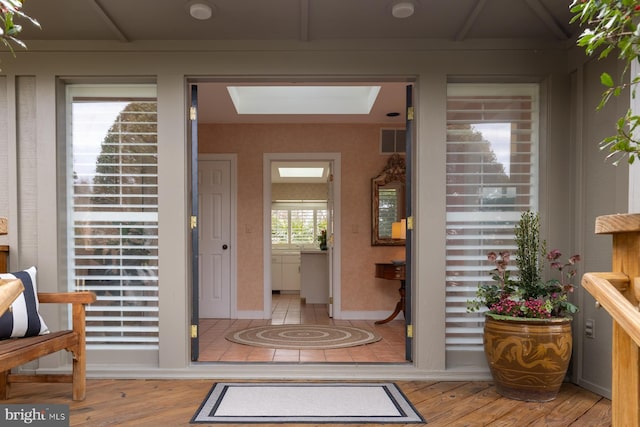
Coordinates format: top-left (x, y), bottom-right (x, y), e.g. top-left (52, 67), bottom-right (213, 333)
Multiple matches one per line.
top-left (232, 310), bottom-right (405, 321)
top-left (337, 311), bottom-right (405, 321)
top-left (235, 310), bottom-right (268, 319)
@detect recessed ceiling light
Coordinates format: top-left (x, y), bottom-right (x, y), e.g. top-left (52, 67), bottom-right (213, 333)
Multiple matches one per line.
top-left (392, 1), bottom-right (415, 18)
top-left (189, 2), bottom-right (212, 20)
top-left (227, 86), bottom-right (381, 115)
top-left (278, 167), bottom-right (325, 178)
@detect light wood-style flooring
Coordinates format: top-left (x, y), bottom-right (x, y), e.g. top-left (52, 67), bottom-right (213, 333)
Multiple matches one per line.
top-left (4, 379), bottom-right (611, 426)
top-left (12, 294), bottom-right (607, 425)
top-left (197, 293), bottom-right (407, 362)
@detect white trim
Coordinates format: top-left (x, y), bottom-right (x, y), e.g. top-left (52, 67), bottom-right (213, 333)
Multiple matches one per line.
top-left (43, 363), bottom-right (493, 382)
top-left (339, 311), bottom-right (405, 321)
top-left (630, 60), bottom-right (640, 214)
top-left (235, 310), bottom-right (268, 319)
top-left (629, 155), bottom-right (640, 213)
top-left (263, 153), bottom-right (341, 320)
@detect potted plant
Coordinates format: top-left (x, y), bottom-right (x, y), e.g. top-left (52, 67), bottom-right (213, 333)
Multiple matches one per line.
top-left (317, 229), bottom-right (327, 251)
top-left (468, 211), bottom-right (581, 402)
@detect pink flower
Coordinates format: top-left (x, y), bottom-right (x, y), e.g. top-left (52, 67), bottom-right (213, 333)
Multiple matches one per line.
top-left (547, 249), bottom-right (561, 261)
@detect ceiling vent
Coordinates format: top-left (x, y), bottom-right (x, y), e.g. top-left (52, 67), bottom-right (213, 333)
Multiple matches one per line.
top-left (380, 128), bottom-right (406, 153)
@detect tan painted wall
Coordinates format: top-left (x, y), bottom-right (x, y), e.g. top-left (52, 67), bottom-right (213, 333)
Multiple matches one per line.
top-left (200, 123), bottom-right (405, 313)
top-left (0, 44), bottom-right (609, 377)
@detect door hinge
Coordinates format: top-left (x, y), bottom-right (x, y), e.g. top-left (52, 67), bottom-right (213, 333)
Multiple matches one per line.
top-left (329, 297), bottom-right (333, 304)
top-left (407, 216), bottom-right (414, 230)
top-left (407, 324), bottom-right (413, 338)
top-left (190, 106), bottom-right (197, 121)
top-left (191, 324), bottom-right (198, 338)
top-left (190, 216), bottom-right (197, 229)
top-left (407, 106), bottom-right (414, 121)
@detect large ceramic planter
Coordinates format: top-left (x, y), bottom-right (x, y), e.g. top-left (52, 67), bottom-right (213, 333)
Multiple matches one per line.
top-left (483, 315), bottom-right (573, 402)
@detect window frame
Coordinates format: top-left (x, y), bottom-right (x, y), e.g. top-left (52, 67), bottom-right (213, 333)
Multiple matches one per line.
top-left (65, 83), bottom-right (160, 351)
top-left (444, 83), bottom-right (540, 353)
top-left (271, 202), bottom-right (328, 249)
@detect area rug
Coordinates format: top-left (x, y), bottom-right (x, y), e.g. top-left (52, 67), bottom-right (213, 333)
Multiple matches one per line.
top-left (225, 324), bottom-right (381, 349)
top-left (190, 382), bottom-right (425, 424)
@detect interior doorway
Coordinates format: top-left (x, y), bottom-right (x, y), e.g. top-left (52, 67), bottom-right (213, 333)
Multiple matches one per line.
top-left (189, 78), bottom-right (412, 363)
top-left (263, 153), bottom-right (340, 319)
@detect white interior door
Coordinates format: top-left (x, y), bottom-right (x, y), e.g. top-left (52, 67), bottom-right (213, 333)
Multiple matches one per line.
top-left (199, 159), bottom-right (231, 318)
top-left (327, 161), bottom-right (335, 317)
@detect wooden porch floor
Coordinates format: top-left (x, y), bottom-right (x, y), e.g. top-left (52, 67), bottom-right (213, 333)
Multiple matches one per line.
top-left (4, 379), bottom-right (611, 426)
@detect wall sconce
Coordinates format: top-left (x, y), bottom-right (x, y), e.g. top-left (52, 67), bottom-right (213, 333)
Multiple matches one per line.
top-left (392, 218), bottom-right (407, 240)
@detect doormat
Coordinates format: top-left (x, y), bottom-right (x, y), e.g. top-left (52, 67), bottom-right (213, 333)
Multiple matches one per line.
top-left (225, 324), bottom-right (382, 349)
top-left (191, 382), bottom-right (425, 424)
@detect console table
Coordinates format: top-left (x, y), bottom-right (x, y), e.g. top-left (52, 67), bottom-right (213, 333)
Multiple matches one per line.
top-left (374, 262), bottom-right (405, 325)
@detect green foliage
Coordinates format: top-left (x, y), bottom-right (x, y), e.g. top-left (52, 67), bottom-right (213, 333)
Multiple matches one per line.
top-left (467, 211), bottom-right (581, 319)
top-left (0, 0), bottom-right (39, 59)
top-left (571, 0), bottom-right (640, 165)
top-left (514, 211), bottom-right (545, 294)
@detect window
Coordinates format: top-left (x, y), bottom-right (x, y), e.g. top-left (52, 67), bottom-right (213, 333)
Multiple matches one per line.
top-left (66, 84), bottom-right (159, 350)
top-left (445, 84), bottom-right (539, 353)
top-left (271, 203), bottom-right (327, 247)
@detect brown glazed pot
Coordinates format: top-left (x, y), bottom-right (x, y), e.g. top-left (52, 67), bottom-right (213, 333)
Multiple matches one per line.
top-left (483, 315), bottom-right (573, 402)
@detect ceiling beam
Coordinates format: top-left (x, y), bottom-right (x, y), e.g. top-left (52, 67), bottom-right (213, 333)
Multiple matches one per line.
top-left (300, 0), bottom-right (310, 42)
top-left (455, 0), bottom-right (487, 41)
top-left (92, 0), bottom-right (130, 42)
top-left (524, 0), bottom-right (569, 40)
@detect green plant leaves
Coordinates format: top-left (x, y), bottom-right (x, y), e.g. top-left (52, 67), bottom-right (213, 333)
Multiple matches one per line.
top-left (571, 0), bottom-right (640, 165)
top-left (0, 0), bottom-right (40, 65)
top-left (601, 72), bottom-right (614, 87)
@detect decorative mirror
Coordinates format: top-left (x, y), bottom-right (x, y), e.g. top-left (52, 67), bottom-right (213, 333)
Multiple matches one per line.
top-left (372, 154), bottom-right (406, 246)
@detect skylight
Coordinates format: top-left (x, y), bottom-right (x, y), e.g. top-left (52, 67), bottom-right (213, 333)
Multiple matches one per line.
top-left (227, 86), bottom-right (381, 115)
top-left (278, 167), bottom-right (325, 178)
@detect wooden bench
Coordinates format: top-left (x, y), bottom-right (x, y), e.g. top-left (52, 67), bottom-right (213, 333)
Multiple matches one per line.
top-left (0, 291), bottom-right (96, 401)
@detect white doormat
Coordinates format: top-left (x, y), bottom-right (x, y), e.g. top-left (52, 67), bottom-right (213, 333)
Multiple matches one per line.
top-left (191, 382), bottom-right (425, 424)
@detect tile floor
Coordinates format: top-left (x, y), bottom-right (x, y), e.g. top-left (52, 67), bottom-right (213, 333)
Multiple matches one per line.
top-left (197, 293), bottom-right (407, 363)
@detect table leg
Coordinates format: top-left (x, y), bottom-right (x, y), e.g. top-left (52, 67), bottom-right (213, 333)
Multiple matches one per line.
top-left (375, 281), bottom-right (405, 325)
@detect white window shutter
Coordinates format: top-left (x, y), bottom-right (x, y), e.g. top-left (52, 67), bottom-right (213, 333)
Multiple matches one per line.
top-left (69, 85), bottom-right (159, 350)
top-left (445, 84), bottom-right (539, 351)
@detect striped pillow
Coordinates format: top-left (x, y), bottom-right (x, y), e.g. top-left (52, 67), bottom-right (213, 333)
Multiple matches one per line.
top-left (0, 267), bottom-right (50, 338)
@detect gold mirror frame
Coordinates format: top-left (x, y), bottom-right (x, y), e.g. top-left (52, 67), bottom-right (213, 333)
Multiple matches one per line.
top-left (372, 154), bottom-right (406, 246)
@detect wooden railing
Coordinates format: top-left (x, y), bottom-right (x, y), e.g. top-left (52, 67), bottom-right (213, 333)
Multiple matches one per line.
top-left (581, 213), bottom-right (640, 426)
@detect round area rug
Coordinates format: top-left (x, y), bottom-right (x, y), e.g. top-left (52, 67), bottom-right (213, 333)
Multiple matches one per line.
top-left (225, 325), bottom-right (382, 350)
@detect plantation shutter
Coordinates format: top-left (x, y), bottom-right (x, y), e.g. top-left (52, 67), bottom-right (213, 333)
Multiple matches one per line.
top-left (291, 209), bottom-right (315, 244)
top-left (271, 203), bottom-right (327, 247)
top-left (68, 85), bottom-right (159, 350)
top-left (445, 84), bottom-right (539, 352)
top-left (271, 209), bottom-right (289, 244)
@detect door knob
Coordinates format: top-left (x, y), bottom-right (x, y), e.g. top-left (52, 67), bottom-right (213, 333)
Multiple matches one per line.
top-left (222, 244), bottom-right (228, 250)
